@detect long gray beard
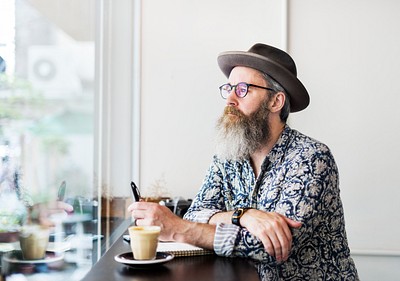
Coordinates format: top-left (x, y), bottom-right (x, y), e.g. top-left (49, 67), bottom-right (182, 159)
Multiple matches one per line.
top-left (215, 102), bottom-right (271, 161)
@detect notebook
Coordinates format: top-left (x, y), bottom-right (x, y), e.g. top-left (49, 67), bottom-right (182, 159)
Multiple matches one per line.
top-left (123, 235), bottom-right (213, 257)
top-left (157, 242), bottom-right (214, 257)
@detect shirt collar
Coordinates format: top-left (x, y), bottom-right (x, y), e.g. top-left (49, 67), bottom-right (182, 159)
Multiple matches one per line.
top-left (265, 125), bottom-right (293, 166)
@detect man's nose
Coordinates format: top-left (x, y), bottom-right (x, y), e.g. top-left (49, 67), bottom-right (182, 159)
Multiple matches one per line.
top-left (226, 88), bottom-right (238, 106)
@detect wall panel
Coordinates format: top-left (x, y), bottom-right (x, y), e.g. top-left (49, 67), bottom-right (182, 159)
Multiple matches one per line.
top-left (288, 1), bottom-right (400, 279)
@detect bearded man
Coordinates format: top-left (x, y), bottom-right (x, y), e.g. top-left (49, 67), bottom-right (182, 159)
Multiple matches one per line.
top-left (128, 43), bottom-right (359, 280)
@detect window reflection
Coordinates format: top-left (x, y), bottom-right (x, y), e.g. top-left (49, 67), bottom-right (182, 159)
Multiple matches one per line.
top-left (0, 0), bottom-right (97, 277)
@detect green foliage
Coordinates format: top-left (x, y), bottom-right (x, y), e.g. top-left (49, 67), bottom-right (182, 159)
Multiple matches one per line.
top-left (0, 73), bottom-right (45, 121)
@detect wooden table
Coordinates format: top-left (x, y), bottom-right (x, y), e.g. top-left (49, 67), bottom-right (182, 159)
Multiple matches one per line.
top-left (81, 234), bottom-right (261, 281)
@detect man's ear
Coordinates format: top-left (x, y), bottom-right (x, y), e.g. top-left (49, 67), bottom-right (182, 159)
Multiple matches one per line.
top-left (269, 92), bottom-right (285, 113)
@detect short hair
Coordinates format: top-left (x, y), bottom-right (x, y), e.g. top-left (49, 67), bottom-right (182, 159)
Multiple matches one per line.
top-left (260, 72), bottom-right (291, 122)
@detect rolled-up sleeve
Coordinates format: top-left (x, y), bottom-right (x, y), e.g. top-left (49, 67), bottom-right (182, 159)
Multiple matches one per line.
top-left (213, 223), bottom-right (240, 256)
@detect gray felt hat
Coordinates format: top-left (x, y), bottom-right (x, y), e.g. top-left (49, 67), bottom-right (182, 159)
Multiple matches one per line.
top-left (217, 43), bottom-right (310, 112)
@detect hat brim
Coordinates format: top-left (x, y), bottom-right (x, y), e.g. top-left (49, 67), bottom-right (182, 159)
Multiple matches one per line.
top-left (218, 51), bottom-right (309, 112)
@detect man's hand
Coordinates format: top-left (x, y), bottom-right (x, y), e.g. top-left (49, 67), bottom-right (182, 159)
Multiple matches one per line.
top-left (240, 210), bottom-right (301, 262)
top-left (127, 201), bottom-right (185, 241)
top-left (32, 201), bottom-right (74, 227)
top-left (127, 201), bottom-right (216, 249)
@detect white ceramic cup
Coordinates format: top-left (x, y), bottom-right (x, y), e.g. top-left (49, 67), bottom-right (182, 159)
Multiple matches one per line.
top-left (128, 225), bottom-right (161, 260)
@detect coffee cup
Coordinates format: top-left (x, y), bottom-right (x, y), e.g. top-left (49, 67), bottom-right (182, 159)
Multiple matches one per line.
top-left (128, 226), bottom-right (161, 260)
top-left (19, 225), bottom-right (50, 260)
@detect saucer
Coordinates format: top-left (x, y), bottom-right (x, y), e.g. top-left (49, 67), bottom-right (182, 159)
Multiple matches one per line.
top-left (46, 241), bottom-right (71, 253)
top-left (114, 252), bottom-right (174, 267)
top-left (3, 252), bottom-right (64, 264)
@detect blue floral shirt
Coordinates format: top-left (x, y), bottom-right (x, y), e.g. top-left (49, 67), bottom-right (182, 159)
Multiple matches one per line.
top-left (184, 126), bottom-right (359, 280)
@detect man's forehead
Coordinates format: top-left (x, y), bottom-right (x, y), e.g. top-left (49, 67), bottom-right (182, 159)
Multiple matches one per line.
top-left (229, 66), bottom-right (266, 83)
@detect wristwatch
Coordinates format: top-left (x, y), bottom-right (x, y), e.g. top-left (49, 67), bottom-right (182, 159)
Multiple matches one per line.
top-left (231, 208), bottom-right (249, 226)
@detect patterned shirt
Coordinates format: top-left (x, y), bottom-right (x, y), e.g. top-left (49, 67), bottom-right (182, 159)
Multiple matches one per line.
top-left (184, 126), bottom-right (359, 280)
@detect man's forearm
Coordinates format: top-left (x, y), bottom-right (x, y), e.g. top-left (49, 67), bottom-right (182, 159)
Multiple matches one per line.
top-left (209, 210), bottom-right (234, 225)
top-left (173, 220), bottom-right (217, 250)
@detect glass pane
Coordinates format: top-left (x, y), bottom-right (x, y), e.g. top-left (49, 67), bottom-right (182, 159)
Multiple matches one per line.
top-left (0, 0), bottom-right (96, 277)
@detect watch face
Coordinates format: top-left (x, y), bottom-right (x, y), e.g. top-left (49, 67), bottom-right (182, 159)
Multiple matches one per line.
top-left (232, 208), bottom-right (247, 226)
top-left (236, 208), bottom-right (244, 216)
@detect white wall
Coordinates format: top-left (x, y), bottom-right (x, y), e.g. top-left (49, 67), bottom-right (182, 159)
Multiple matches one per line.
top-left (139, 0), bottom-right (284, 198)
top-left (288, 1), bottom-right (400, 280)
top-left (135, 0), bottom-right (400, 279)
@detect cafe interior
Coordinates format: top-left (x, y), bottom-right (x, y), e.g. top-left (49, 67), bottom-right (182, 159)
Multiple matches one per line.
top-left (0, 0), bottom-right (399, 280)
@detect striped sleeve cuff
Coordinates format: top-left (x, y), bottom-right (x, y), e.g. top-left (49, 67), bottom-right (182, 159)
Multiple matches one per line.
top-left (213, 222), bottom-right (240, 256)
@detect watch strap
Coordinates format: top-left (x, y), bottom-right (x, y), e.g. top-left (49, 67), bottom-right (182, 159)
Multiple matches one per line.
top-left (231, 208), bottom-right (249, 226)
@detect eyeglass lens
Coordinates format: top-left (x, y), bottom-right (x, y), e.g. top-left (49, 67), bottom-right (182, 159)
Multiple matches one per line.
top-left (220, 83), bottom-right (249, 99)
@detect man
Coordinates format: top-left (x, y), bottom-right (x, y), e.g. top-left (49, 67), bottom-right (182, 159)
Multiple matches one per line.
top-left (128, 43), bottom-right (359, 280)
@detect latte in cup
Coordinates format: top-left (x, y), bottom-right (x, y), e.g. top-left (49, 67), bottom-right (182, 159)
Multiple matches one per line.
top-left (128, 226), bottom-right (161, 260)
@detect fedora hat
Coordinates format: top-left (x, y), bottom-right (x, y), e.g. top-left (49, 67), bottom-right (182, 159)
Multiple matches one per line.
top-left (217, 43), bottom-right (309, 112)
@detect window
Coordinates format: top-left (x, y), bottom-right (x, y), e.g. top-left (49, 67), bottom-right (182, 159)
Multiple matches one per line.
top-left (0, 0), bottom-right (98, 272)
top-left (1, 2), bottom-right (138, 276)
top-left (0, 0), bottom-right (95, 219)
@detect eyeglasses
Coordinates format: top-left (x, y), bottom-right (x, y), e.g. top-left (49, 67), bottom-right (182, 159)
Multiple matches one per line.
top-left (219, 82), bottom-right (275, 99)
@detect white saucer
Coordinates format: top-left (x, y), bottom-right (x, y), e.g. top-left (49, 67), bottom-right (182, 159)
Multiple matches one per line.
top-left (46, 241), bottom-right (71, 253)
top-left (114, 252), bottom-right (174, 267)
top-left (3, 252), bottom-right (64, 264)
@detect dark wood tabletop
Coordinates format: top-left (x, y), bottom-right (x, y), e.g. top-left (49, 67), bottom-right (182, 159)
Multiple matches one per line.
top-left (81, 234), bottom-right (260, 281)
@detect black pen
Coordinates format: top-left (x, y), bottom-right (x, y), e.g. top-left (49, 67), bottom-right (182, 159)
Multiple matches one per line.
top-left (130, 181), bottom-right (141, 202)
top-left (57, 180), bottom-right (66, 201)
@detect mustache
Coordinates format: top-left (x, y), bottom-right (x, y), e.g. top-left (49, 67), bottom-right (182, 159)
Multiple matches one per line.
top-left (223, 106), bottom-right (244, 117)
